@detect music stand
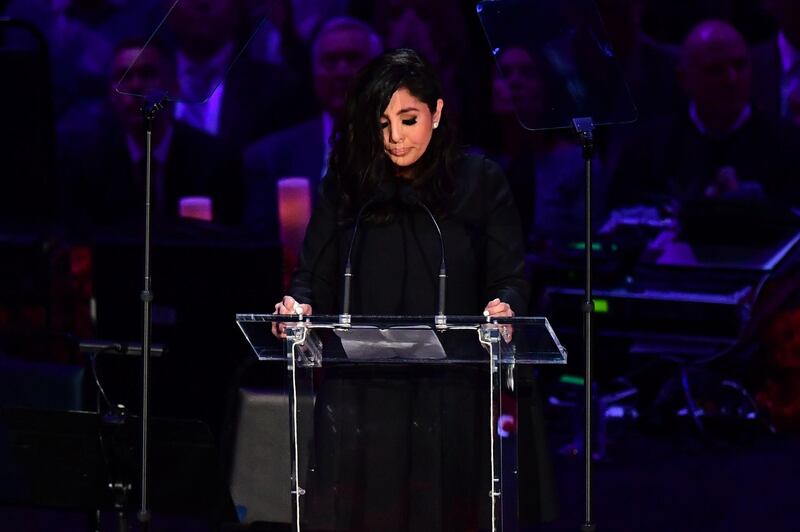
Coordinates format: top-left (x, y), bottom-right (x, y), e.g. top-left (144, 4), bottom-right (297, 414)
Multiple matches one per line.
top-left (477, 2), bottom-right (638, 530)
top-left (114, 1), bottom-right (273, 528)
top-left (0, 407), bottom-right (237, 529)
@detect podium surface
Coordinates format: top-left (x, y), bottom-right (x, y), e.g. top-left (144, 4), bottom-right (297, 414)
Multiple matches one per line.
top-left (236, 314), bottom-right (565, 532)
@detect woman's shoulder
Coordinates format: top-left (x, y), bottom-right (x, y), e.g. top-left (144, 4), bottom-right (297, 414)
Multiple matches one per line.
top-left (454, 153), bottom-right (508, 189)
top-left (456, 153), bottom-right (503, 178)
top-left (450, 154), bottom-right (513, 218)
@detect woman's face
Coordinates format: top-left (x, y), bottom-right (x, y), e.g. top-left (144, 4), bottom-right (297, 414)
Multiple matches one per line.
top-left (380, 87), bottom-right (443, 169)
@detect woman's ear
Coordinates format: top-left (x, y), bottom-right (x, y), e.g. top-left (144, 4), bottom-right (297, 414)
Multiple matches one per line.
top-left (433, 98), bottom-right (444, 127)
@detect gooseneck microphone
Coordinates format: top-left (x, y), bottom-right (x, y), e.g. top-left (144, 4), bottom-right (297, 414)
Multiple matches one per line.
top-left (399, 185), bottom-right (447, 325)
top-left (341, 181), bottom-right (397, 324)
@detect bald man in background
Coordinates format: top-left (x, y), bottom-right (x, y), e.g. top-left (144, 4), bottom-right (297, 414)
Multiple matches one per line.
top-left (609, 20), bottom-right (800, 211)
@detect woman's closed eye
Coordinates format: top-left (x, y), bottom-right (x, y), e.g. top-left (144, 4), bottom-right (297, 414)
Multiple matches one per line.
top-left (380, 118), bottom-right (418, 128)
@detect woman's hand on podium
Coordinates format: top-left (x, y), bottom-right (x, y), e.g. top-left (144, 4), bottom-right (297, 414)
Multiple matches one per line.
top-left (483, 298), bottom-right (515, 343)
top-left (272, 295), bottom-right (313, 339)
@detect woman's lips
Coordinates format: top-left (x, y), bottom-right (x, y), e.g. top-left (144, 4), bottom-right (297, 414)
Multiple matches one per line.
top-left (388, 147), bottom-right (412, 157)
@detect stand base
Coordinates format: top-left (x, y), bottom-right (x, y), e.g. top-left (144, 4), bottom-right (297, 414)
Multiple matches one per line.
top-left (581, 522), bottom-right (597, 532)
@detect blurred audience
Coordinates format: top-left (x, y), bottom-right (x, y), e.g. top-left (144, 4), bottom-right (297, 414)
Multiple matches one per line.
top-left (58, 39), bottom-right (242, 230)
top-left (598, 0), bottom-right (680, 121)
top-left (371, 0), bottom-right (468, 128)
top-left (244, 0), bottom-right (310, 88)
top-left (4, 0), bottom-right (799, 240)
top-left (292, 0), bottom-right (349, 41)
top-left (168, 0), bottom-right (313, 152)
top-left (752, 0), bottom-right (800, 120)
top-left (245, 0), bottom-right (304, 64)
top-left (610, 20), bottom-right (800, 211)
top-left (485, 46), bottom-right (607, 245)
top-left (242, 16), bottom-right (382, 237)
top-left (596, 0), bottom-right (681, 183)
top-left (4, 0), bottom-right (163, 117)
top-left (640, 0), bottom-right (776, 45)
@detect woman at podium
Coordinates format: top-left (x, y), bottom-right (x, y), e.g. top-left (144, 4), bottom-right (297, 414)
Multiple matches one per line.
top-left (272, 48), bottom-right (554, 530)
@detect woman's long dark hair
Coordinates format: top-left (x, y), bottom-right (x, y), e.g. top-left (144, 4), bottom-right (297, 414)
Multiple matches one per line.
top-left (326, 48), bottom-right (462, 223)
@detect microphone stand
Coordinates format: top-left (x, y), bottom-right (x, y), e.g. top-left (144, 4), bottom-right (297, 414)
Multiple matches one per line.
top-left (137, 93), bottom-right (167, 532)
top-left (572, 116), bottom-right (596, 532)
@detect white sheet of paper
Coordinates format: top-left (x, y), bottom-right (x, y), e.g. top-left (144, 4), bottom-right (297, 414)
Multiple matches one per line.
top-left (333, 326), bottom-right (446, 360)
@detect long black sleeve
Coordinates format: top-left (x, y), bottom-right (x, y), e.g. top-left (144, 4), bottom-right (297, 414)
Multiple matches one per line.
top-left (474, 157), bottom-right (531, 315)
top-left (288, 182), bottom-right (340, 313)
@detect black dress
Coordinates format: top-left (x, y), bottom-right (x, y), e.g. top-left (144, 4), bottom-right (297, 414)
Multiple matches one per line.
top-left (289, 155), bottom-right (555, 531)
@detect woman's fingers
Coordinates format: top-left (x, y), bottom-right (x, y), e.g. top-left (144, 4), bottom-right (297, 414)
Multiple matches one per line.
top-left (483, 299), bottom-right (515, 342)
top-left (484, 299), bottom-right (514, 317)
top-left (279, 295), bottom-right (297, 314)
top-left (272, 296), bottom-right (313, 339)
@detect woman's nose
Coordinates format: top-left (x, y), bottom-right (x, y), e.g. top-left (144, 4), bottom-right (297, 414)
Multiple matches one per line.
top-left (388, 122), bottom-right (403, 143)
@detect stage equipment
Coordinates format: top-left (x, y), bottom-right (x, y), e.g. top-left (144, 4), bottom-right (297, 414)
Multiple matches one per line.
top-left (113, 2), bottom-right (272, 527)
top-left (477, 1), bottom-right (638, 529)
top-left (0, 407), bottom-right (236, 530)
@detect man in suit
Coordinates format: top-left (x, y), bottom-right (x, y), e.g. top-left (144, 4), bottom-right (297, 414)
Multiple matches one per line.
top-left (242, 17), bottom-right (382, 237)
top-left (752, 0), bottom-right (800, 120)
top-left (610, 20), bottom-right (800, 211)
top-left (58, 39), bottom-right (242, 230)
top-left (168, 0), bottom-right (314, 153)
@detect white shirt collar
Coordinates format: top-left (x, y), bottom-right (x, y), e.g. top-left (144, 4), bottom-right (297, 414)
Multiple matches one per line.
top-left (688, 102), bottom-right (752, 138)
top-left (778, 31), bottom-right (800, 74)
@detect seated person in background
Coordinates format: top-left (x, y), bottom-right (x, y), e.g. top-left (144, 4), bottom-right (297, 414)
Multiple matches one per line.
top-left (58, 39), bottom-right (243, 230)
top-left (168, 0), bottom-right (314, 152)
top-left (242, 17), bottom-right (382, 236)
top-left (486, 46), bottom-right (607, 245)
top-left (610, 20), bottom-right (800, 212)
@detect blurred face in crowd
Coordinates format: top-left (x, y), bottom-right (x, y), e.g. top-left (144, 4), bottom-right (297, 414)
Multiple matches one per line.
top-left (680, 21), bottom-right (751, 128)
top-left (169, 0), bottom-right (241, 58)
top-left (110, 46), bottom-right (176, 133)
top-left (313, 26), bottom-right (380, 118)
top-left (380, 87), bottom-right (443, 169)
top-left (492, 47), bottom-right (546, 123)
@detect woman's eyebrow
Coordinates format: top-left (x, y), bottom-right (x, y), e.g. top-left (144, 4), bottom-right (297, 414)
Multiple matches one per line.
top-left (381, 107), bottom-right (420, 118)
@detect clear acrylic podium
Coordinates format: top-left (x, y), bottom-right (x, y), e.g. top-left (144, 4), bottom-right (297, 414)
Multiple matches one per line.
top-left (236, 314), bottom-right (566, 532)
